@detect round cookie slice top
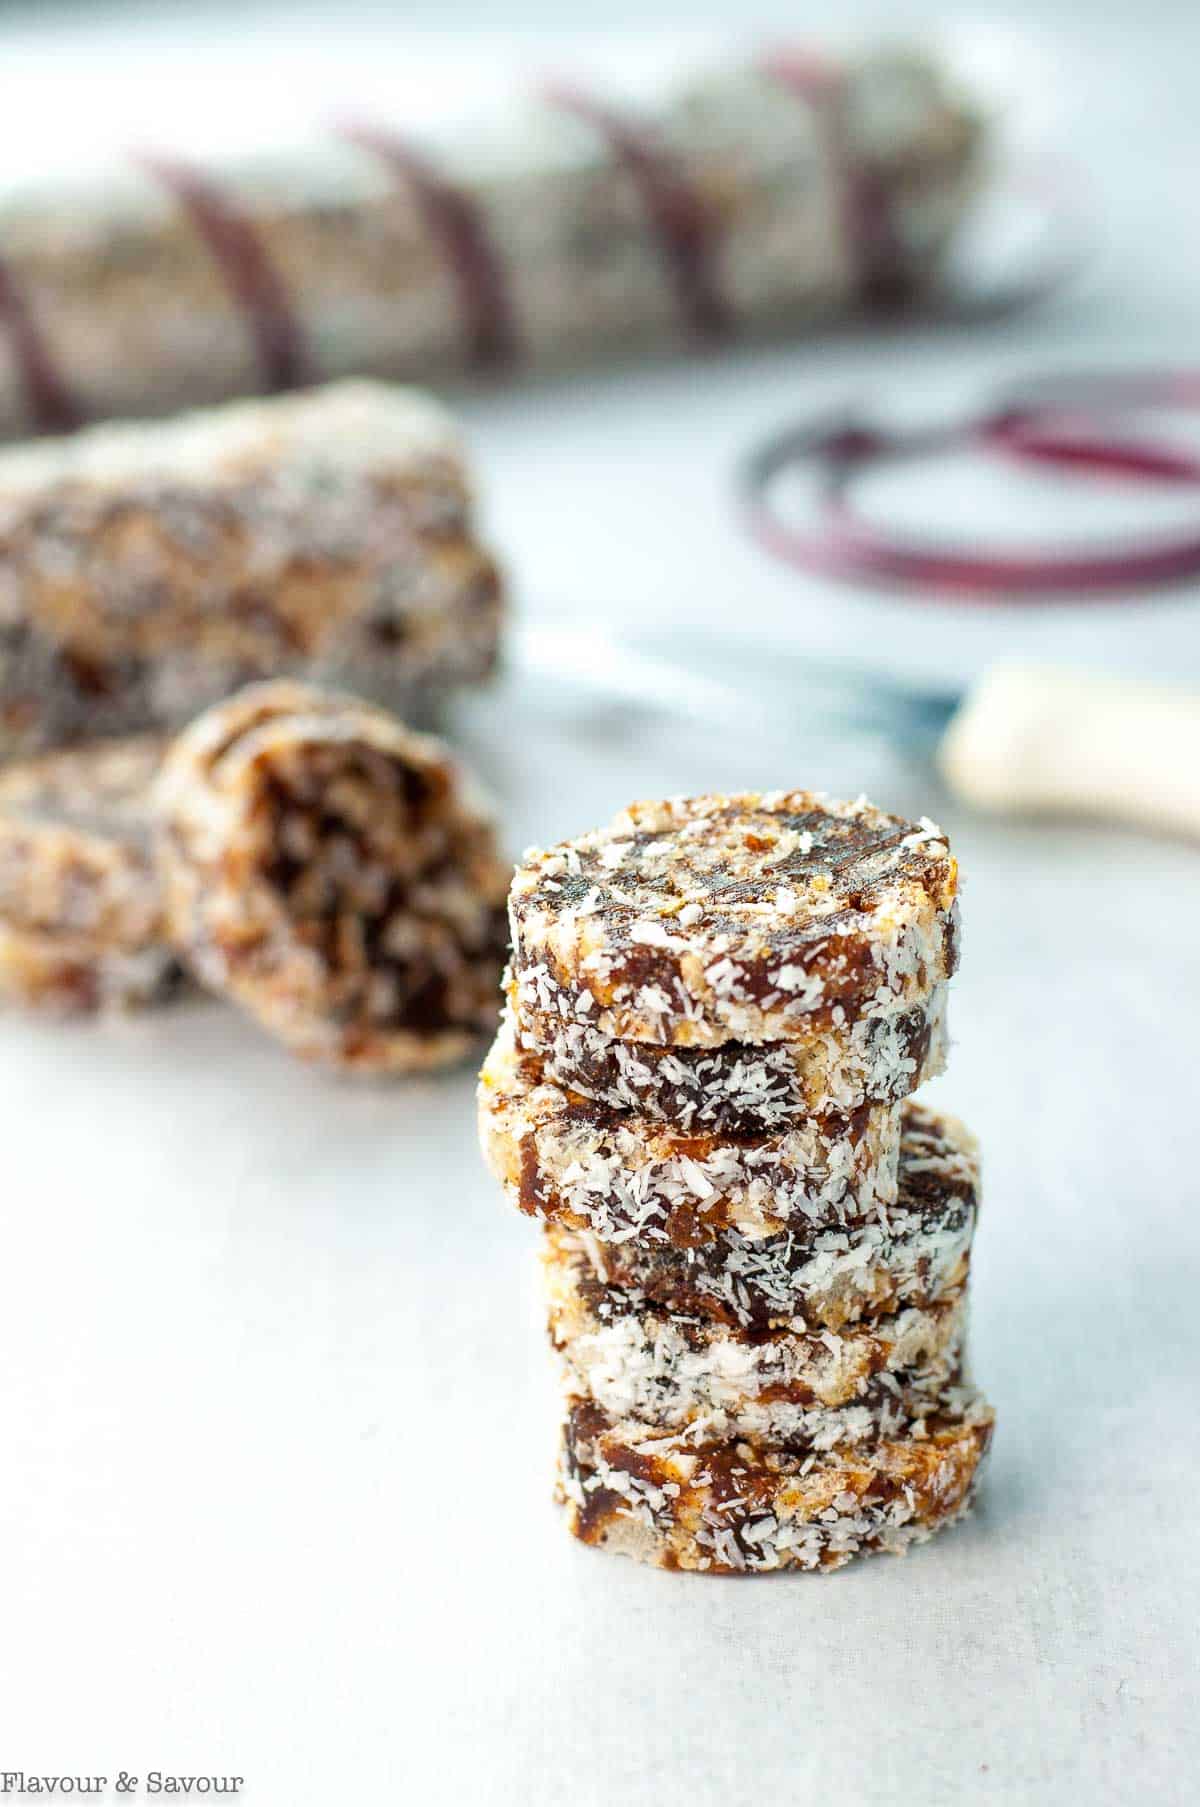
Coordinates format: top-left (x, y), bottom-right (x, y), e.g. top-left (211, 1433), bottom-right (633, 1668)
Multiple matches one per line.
top-left (509, 791), bottom-right (958, 1046)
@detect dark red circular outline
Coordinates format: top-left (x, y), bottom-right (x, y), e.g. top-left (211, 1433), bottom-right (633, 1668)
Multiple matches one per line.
top-left (740, 371), bottom-right (1200, 602)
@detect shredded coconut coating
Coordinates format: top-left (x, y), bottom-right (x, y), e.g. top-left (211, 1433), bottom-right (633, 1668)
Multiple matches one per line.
top-left (544, 1235), bottom-right (968, 1440)
top-left (479, 1019), bottom-right (902, 1244)
top-left (558, 1388), bottom-right (993, 1573)
top-left (509, 791), bottom-right (958, 1047)
top-left (508, 975), bottom-right (948, 1132)
top-left (0, 734), bottom-right (180, 1010)
top-left (0, 382), bottom-right (503, 757)
top-left (482, 785), bottom-right (990, 1572)
top-left (546, 1103), bottom-right (978, 1332)
top-left (159, 680), bottom-right (509, 1070)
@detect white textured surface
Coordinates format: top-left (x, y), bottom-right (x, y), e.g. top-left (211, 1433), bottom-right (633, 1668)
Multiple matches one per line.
top-left (1, 3), bottom-right (1199, 1803)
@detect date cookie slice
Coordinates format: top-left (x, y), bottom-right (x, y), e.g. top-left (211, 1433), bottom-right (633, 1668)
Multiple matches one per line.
top-left (544, 1236), bottom-right (968, 1442)
top-left (0, 735), bottom-right (179, 1010)
top-left (508, 978), bottom-right (948, 1133)
top-left (509, 792), bottom-right (958, 1047)
top-left (158, 680), bottom-right (509, 1070)
top-left (551, 1102), bottom-right (978, 1332)
top-left (479, 1020), bottom-right (902, 1244)
top-left (558, 1387), bottom-right (994, 1573)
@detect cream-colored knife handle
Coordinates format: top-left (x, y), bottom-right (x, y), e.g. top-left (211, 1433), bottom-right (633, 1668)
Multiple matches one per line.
top-left (938, 664), bottom-right (1200, 839)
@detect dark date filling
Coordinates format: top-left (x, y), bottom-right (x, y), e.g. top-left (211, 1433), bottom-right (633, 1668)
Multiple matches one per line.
top-left (540, 1067), bottom-right (875, 1151)
top-left (509, 1090), bottom-right (894, 1247)
top-left (562, 1184), bottom-right (976, 1329)
top-left (554, 1257), bottom-right (959, 1363)
top-left (245, 747), bottom-right (506, 1036)
top-left (514, 913), bottom-right (958, 1021)
top-left (526, 1001), bottom-right (936, 1133)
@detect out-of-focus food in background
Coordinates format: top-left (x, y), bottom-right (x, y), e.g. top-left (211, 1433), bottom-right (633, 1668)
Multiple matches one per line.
top-left (0, 45), bottom-right (981, 436)
top-left (0, 733), bottom-right (177, 1011)
top-left (0, 381), bottom-right (503, 757)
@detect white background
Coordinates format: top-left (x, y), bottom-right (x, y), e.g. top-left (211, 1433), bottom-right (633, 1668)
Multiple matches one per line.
top-left (1, 3), bottom-right (1198, 1803)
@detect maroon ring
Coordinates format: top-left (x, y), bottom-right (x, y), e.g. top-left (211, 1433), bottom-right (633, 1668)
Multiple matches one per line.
top-left (983, 415), bottom-right (1200, 486)
top-left (740, 372), bottom-right (1200, 602)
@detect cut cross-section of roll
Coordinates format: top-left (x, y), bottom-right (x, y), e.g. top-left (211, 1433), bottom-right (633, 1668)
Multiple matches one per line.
top-left (158, 679), bottom-right (510, 1070)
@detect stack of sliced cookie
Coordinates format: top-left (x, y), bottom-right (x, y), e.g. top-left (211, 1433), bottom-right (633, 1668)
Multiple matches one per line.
top-left (479, 790), bottom-right (994, 1575)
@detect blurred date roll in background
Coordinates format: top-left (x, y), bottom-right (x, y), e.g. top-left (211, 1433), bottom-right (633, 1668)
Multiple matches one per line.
top-left (0, 382), bottom-right (504, 757)
top-left (0, 735), bottom-right (176, 1012)
top-left (0, 47), bottom-right (982, 436)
